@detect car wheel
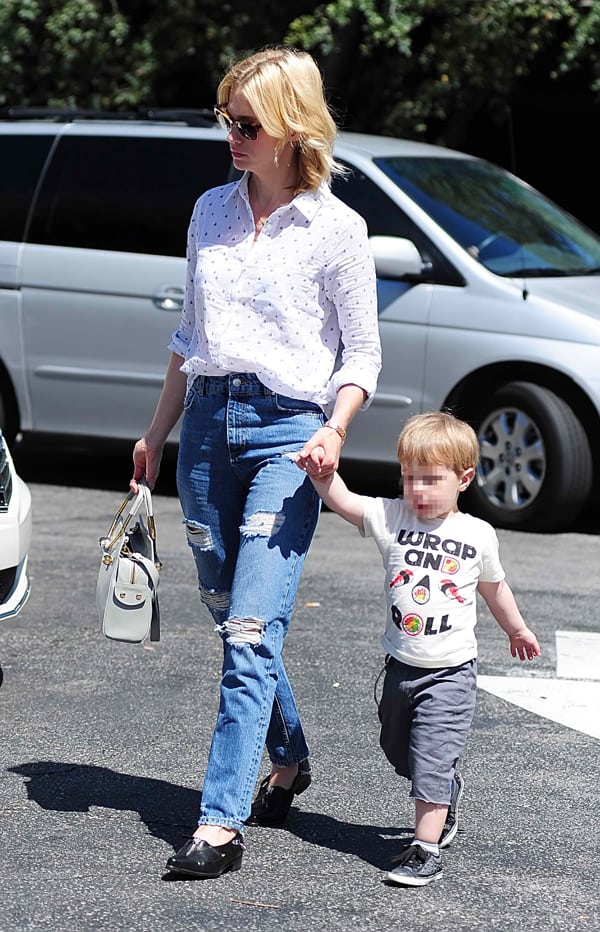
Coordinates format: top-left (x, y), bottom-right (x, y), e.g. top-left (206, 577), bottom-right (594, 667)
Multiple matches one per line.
top-left (462, 381), bottom-right (592, 531)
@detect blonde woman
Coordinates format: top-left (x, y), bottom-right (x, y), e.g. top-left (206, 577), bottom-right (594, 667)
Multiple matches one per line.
top-left (132, 46), bottom-right (381, 878)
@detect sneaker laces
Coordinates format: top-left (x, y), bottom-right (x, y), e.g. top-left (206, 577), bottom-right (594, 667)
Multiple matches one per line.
top-left (390, 844), bottom-right (427, 868)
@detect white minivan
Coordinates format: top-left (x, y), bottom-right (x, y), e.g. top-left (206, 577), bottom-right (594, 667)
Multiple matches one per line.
top-left (1, 111), bottom-right (600, 531)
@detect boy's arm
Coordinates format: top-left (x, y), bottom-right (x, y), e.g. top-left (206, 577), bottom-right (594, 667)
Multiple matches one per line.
top-left (304, 469), bottom-right (365, 531)
top-left (478, 579), bottom-right (541, 661)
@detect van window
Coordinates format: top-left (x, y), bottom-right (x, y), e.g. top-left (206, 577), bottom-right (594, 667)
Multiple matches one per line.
top-left (0, 135), bottom-right (54, 242)
top-left (375, 155), bottom-right (600, 275)
top-left (27, 135), bottom-right (231, 257)
top-left (332, 163), bottom-right (462, 285)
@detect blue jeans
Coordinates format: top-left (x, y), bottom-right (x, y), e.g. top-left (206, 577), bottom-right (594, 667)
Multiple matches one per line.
top-left (176, 373), bottom-right (323, 831)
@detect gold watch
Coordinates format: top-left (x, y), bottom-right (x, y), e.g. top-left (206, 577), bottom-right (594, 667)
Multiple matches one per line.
top-left (324, 420), bottom-right (347, 444)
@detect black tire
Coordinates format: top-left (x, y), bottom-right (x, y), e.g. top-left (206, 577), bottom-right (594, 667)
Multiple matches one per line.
top-left (0, 390), bottom-right (6, 437)
top-left (0, 382), bottom-right (18, 445)
top-left (462, 381), bottom-right (592, 532)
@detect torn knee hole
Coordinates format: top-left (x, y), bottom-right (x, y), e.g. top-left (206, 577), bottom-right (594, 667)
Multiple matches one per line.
top-left (200, 588), bottom-right (230, 612)
top-left (241, 511), bottom-right (285, 537)
top-left (184, 520), bottom-right (213, 550)
top-left (221, 616), bottom-right (265, 645)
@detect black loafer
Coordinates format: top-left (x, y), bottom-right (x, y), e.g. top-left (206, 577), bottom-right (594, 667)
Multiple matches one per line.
top-left (247, 759), bottom-right (311, 825)
top-left (165, 832), bottom-right (245, 878)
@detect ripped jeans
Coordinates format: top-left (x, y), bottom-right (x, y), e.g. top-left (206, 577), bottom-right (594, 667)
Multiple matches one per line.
top-left (176, 373), bottom-right (322, 831)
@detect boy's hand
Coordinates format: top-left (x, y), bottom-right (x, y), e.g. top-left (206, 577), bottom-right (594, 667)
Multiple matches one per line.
top-left (509, 628), bottom-right (541, 661)
top-left (295, 444), bottom-right (327, 479)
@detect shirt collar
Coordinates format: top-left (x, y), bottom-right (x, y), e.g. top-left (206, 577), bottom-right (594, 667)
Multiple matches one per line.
top-left (224, 172), bottom-right (328, 222)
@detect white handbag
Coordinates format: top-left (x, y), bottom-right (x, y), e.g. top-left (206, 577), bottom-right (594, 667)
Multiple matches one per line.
top-left (96, 482), bottom-right (162, 642)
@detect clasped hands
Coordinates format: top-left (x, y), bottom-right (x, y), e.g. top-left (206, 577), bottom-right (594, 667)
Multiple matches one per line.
top-left (295, 425), bottom-right (344, 480)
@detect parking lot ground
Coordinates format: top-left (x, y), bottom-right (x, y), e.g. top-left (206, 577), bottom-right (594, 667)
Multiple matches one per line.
top-left (1, 482), bottom-right (599, 931)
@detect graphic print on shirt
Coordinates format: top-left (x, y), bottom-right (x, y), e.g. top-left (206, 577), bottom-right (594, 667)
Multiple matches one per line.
top-left (411, 575), bottom-right (430, 604)
top-left (388, 527), bottom-right (478, 639)
top-left (440, 578), bottom-right (466, 604)
top-left (389, 569), bottom-right (413, 590)
top-left (366, 498), bottom-right (504, 666)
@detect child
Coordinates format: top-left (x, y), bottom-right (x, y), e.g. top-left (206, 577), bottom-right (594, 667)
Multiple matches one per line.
top-left (296, 411), bottom-right (540, 887)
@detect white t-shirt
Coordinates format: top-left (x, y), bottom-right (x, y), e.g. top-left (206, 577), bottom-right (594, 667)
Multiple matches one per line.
top-left (169, 172), bottom-right (381, 416)
top-left (361, 498), bottom-right (505, 668)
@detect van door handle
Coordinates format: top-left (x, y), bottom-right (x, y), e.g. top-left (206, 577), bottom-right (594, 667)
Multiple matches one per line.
top-left (152, 285), bottom-right (184, 311)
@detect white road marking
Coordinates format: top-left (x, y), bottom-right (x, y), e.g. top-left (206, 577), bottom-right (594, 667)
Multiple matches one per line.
top-left (478, 629), bottom-right (600, 739)
top-left (555, 629), bottom-right (600, 680)
top-left (477, 675), bottom-right (600, 740)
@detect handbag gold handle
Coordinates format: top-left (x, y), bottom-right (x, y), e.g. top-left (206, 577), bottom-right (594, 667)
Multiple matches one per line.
top-left (100, 482), bottom-right (162, 570)
top-left (101, 489), bottom-right (139, 553)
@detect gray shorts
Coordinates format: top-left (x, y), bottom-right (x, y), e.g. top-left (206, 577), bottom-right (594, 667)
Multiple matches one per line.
top-left (378, 656), bottom-right (477, 805)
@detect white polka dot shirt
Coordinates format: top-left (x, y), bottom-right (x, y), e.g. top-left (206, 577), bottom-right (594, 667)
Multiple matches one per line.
top-left (168, 172), bottom-right (381, 414)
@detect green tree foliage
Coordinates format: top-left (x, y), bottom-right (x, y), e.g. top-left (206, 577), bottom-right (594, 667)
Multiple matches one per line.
top-left (0, 0), bottom-right (154, 108)
top-left (130, 0), bottom-right (317, 107)
top-left (0, 0), bottom-right (315, 110)
top-left (1, 0), bottom-right (599, 149)
top-left (284, 0), bottom-right (600, 143)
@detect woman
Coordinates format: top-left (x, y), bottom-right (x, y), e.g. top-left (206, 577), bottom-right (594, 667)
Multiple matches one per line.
top-left (131, 46), bottom-right (381, 878)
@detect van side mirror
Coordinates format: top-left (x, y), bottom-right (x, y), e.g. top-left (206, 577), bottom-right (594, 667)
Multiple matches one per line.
top-left (369, 235), bottom-right (425, 280)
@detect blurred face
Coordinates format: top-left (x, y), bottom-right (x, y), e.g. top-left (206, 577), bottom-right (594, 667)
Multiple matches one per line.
top-left (401, 461), bottom-right (474, 520)
top-left (223, 88), bottom-right (292, 177)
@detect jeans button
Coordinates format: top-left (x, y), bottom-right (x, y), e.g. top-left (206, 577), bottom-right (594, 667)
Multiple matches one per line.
top-left (232, 377), bottom-right (242, 387)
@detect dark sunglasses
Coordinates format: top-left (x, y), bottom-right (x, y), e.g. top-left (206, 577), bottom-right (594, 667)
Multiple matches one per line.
top-left (214, 106), bottom-right (261, 141)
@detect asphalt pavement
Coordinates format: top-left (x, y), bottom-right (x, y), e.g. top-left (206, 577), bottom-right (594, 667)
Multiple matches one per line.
top-left (1, 461), bottom-right (599, 931)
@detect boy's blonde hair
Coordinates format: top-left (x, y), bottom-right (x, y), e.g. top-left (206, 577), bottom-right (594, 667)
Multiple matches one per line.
top-left (397, 411), bottom-right (480, 476)
top-left (217, 47), bottom-right (340, 194)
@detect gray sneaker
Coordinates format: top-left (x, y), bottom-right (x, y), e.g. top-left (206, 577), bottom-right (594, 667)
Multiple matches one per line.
top-left (386, 844), bottom-right (443, 887)
top-left (439, 771), bottom-right (464, 849)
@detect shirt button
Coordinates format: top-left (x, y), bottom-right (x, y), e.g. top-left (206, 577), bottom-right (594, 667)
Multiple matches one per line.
top-left (232, 377), bottom-right (242, 386)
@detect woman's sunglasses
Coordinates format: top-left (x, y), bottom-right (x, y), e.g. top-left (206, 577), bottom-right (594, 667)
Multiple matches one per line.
top-left (214, 106), bottom-right (261, 141)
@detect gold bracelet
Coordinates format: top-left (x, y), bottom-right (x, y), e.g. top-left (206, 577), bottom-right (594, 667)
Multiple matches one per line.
top-left (324, 420), bottom-right (347, 444)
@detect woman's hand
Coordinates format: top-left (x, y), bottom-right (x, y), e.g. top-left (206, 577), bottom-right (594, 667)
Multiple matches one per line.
top-left (129, 352), bottom-right (187, 492)
top-left (131, 437), bottom-right (164, 492)
top-left (297, 384), bottom-right (367, 478)
top-left (296, 426), bottom-right (344, 479)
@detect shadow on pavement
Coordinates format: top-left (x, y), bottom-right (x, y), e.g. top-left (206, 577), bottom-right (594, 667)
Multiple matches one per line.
top-left (10, 435), bottom-right (600, 533)
top-left (8, 760), bottom-right (412, 871)
top-left (8, 760), bottom-right (198, 849)
top-left (11, 437), bottom-right (179, 497)
top-left (10, 436), bottom-right (398, 501)
top-left (283, 809), bottom-right (413, 871)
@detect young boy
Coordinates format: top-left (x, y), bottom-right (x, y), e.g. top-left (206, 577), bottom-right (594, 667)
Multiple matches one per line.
top-left (296, 411), bottom-right (540, 887)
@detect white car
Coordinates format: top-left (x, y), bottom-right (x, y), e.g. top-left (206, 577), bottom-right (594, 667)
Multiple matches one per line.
top-left (2, 111), bottom-right (600, 530)
top-left (0, 431), bottom-right (31, 620)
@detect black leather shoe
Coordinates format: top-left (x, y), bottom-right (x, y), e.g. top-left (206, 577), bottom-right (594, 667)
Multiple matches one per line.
top-left (165, 832), bottom-right (245, 878)
top-left (247, 759), bottom-right (311, 825)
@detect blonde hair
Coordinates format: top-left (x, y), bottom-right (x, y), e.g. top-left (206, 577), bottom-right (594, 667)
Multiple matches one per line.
top-left (217, 47), bottom-right (340, 194)
top-left (397, 411), bottom-right (480, 476)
